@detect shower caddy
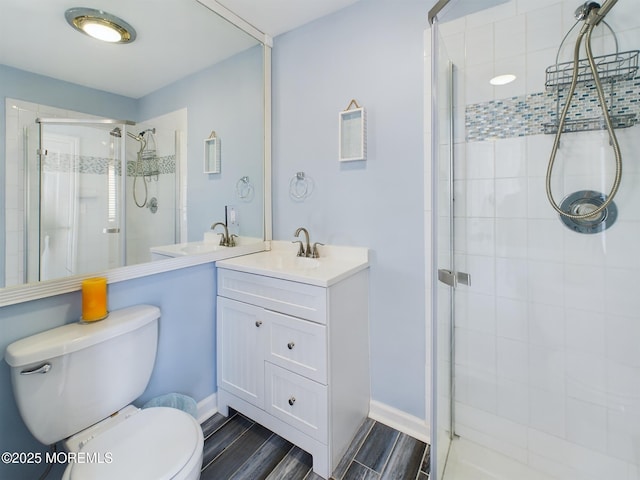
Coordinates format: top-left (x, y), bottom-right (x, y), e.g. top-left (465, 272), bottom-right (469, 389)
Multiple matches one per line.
top-left (543, 5), bottom-right (639, 234)
top-left (543, 22), bottom-right (639, 134)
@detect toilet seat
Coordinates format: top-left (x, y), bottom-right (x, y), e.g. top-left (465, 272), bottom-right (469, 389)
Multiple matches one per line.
top-left (63, 407), bottom-right (203, 480)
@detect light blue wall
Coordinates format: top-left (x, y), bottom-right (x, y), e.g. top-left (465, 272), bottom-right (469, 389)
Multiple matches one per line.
top-left (0, 263), bottom-right (216, 479)
top-left (272, 0), bottom-right (428, 418)
top-left (138, 45), bottom-right (265, 241)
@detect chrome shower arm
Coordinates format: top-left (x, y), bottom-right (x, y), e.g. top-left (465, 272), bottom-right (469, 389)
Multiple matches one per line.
top-left (585, 0), bottom-right (618, 27)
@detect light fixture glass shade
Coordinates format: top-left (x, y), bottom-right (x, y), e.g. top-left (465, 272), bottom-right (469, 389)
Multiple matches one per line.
top-left (65, 8), bottom-right (136, 44)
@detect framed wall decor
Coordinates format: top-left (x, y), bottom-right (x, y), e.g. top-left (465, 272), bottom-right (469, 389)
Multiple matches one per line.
top-left (339, 99), bottom-right (366, 162)
top-left (204, 131), bottom-right (221, 173)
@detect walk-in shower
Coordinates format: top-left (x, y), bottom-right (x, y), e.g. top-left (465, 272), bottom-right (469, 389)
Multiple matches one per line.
top-left (429, 1), bottom-right (640, 479)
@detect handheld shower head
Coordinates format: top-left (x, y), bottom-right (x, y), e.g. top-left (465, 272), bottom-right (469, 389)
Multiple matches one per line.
top-left (582, 0), bottom-right (618, 26)
top-left (138, 128), bottom-right (156, 137)
top-left (574, 1), bottom-right (600, 20)
top-left (126, 131), bottom-right (143, 141)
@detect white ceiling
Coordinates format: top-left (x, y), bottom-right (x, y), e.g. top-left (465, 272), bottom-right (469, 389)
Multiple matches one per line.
top-left (0, 0), bottom-right (362, 98)
top-left (217, 0), bottom-right (361, 37)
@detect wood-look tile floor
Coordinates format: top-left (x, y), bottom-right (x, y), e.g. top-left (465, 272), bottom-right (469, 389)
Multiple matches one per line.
top-left (200, 410), bottom-right (430, 480)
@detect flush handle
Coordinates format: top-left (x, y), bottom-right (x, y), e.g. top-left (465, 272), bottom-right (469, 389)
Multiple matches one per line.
top-left (20, 363), bottom-right (51, 375)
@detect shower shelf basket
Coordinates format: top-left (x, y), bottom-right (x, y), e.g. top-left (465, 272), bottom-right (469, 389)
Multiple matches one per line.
top-left (545, 50), bottom-right (639, 90)
top-left (543, 50), bottom-right (639, 135)
top-left (141, 149), bottom-right (159, 180)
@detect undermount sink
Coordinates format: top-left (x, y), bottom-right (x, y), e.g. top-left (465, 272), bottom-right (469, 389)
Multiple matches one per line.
top-left (150, 234), bottom-right (263, 259)
top-left (251, 252), bottom-right (321, 271)
top-left (150, 241), bottom-right (225, 258)
top-left (216, 241), bottom-right (369, 287)
top-left (179, 242), bottom-right (224, 255)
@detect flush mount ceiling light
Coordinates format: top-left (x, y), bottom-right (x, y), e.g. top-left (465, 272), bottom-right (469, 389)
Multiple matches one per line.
top-left (489, 74), bottom-right (517, 86)
top-left (65, 7), bottom-right (136, 43)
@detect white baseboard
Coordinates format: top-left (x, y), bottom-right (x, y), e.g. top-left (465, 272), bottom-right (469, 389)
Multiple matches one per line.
top-left (369, 400), bottom-right (431, 444)
top-left (197, 392), bottom-right (218, 424)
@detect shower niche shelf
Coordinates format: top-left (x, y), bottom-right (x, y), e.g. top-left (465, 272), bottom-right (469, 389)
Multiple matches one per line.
top-left (545, 50), bottom-right (639, 90)
top-left (543, 49), bottom-right (640, 135)
top-left (543, 113), bottom-right (637, 134)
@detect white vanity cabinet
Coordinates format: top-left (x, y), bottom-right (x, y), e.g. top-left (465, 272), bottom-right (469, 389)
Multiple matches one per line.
top-left (216, 253), bottom-right (369, 480)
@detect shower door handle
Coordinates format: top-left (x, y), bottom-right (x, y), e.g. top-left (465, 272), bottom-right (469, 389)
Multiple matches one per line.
top-left (437, 269), bottom-right (471, 288)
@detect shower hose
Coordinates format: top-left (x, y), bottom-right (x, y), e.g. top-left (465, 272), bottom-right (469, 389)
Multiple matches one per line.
top-left (133, 141), bottom-right (148, 208)
top-left (545, 19), bottom-right (623, 219)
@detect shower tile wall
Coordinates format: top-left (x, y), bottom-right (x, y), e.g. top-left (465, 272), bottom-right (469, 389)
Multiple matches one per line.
top-left (433, 1), bottom-right (640, 479)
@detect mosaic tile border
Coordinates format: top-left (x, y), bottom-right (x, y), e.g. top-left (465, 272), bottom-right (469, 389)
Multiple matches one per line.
top-left (466, 77), bottom-right (640, 142)
top-left (43, 153), bottom-right (176, 176)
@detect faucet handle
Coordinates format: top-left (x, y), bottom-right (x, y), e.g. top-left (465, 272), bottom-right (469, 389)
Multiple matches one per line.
top-left (292, 240), bottom-right (305, 257)
top-left (229, 234), bottom-right (238, 247)
top-left (217, 233), bottom-right (227, 246)
top-left (311, 242), bottom-right (324, 258)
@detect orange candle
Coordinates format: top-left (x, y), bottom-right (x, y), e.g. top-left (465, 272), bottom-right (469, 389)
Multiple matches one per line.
top-left (82, 277), bottom-right (108, 322)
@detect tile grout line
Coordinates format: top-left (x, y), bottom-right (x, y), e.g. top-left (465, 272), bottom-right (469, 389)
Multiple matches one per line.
top-left (226, 432), bottom-right (277, 480)
top-left (335, 420), bottom-right (377, 480)
top-left (268, 444), bottom-right (298, 479)
top-left (414, 444), bottom-right (430, 480)
top-left (202, 412), bottom-right (238, 442)
top-left (200, 418), bottom-right (257, 472)
top-left (352, 459), bottom-right (381, 479)
top-left (376, 431), bottom-right (401, 477)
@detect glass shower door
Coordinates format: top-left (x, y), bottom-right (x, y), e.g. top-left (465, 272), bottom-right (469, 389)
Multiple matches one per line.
top-left (430, 17), bottom-right (455, 480)
top-left (36, 119), bottom-right (126, 281)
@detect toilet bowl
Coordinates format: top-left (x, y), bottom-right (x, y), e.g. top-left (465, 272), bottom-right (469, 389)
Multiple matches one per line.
top-left (4, 305), bottom-right (204, 479)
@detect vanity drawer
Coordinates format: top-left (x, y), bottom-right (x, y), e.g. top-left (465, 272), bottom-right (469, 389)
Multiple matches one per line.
top-left (265, 310), bottom-right (327, 384)
top-left (265, 362), bottom-right (328, 443)
top-left (217, 269), bottom-right (327, 323)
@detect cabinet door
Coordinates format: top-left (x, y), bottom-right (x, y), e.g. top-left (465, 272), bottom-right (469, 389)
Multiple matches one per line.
top-left (217, 297), bottom-right (265, 408)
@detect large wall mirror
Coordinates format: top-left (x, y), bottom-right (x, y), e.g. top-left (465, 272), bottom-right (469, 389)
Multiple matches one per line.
top-left (0, 0), bottom-right (270, 302)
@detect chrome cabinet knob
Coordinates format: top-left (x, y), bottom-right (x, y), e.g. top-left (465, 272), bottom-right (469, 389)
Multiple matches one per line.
top-left (255, 320), bottom-right (262, 327)
top-left (287, 342), bottom-right (295, 350)
top-left (288, 396), bottom-right (296, 406)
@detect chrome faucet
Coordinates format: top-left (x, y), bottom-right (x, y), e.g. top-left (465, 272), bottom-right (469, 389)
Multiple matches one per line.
top-left (211, 222), bottom-right (236, 246)
top-left (293, 227), bottom-right (323, 258)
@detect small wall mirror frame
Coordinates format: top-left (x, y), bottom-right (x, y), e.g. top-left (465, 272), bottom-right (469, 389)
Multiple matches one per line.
top-left (204, 131), bottom-right (221, 173)
top-left (339, 99), bottom-right (366, 162)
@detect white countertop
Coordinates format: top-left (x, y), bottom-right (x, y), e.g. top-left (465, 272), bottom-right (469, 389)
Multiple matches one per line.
top-left (216, 241), bottom-right (369, 287)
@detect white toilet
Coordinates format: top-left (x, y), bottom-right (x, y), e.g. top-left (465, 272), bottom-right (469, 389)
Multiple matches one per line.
top-left (4, 304), bottom-right (204, 480)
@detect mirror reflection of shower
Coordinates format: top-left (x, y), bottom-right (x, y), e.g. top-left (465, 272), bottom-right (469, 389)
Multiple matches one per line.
top-left (110, 126), bottom-right (159, 208)
top-left (6, 109), bottom-right (180, 284)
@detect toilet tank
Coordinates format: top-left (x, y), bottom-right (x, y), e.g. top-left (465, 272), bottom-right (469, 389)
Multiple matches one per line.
top-left (4, 305), bottom-right (160, 445)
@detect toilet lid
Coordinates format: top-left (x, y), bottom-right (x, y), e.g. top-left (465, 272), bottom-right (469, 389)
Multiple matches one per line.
top-left (67, 407), bottom-right (201, 480)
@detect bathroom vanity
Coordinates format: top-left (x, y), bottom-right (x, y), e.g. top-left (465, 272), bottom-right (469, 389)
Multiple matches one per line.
top-left (215, 242), bottom-right (370, 479)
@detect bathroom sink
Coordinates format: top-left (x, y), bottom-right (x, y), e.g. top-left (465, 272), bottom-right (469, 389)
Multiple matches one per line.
top-left (251, 252), bottom-right (321, 271)
top-left (180, 242), bottom-right (224, 255)
top-left (216, 241), bottom-right (369, 287)
top-left (150, 235), bottom-right (264, 259)
top-left (151, 241), bottom-right (225, 258)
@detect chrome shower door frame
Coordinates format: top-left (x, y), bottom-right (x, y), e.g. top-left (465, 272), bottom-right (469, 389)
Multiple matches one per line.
top-left (33, 118), bottom-right (134, 281)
